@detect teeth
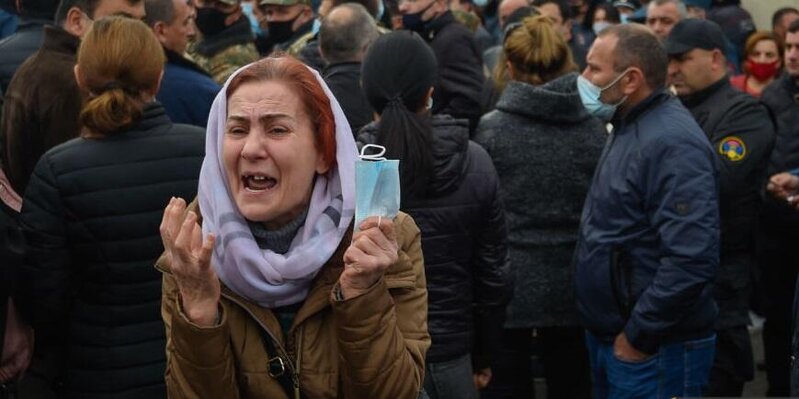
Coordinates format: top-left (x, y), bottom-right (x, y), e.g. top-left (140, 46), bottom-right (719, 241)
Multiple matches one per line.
top-left (252, 176), bottom-right (266, 181)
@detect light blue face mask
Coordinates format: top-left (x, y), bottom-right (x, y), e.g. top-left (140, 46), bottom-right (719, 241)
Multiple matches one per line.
top-left (619, 13), bottom-right (629, 24)
top-left (312, 17), bottom-right (321, 35)
top-left (577, 70), bottom-right (630, 121)
top-left (354, 144), bottom-right (400, 231)
top-left (592, 21), bottom-right (611, 35)
top-left (241, 2), bottom-right (264, 37)
top-left (472, 0), bottom-right (487, 8)
top-left (376, 0), bottom-right (385, 21)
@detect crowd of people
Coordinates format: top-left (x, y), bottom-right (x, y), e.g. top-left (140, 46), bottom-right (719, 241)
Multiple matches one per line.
top-left (0, 0), bottom-right (799, 398)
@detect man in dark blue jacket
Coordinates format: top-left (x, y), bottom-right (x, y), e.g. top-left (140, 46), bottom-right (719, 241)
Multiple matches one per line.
top-left (575, 23), bottom-right (720, 398)
top-left (146, 0), bottom-right (220, 127)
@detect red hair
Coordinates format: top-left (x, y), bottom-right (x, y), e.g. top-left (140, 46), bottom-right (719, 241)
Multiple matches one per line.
top-left (226, 55), bottom-right (337, 171)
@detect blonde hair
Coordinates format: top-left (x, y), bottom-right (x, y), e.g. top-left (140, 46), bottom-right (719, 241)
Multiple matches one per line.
top-left (77, 16), bottom-right (166, 136)
top-left (494, 15), bottom-right (577, 90)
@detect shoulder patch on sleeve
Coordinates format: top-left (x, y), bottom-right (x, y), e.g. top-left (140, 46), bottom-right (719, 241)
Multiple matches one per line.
top-left (718, 136), bottom-right (746, 162)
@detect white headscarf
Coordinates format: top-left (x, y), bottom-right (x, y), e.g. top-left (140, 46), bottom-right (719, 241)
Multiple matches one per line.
top-left (198, 60), bottom-right (358, 308)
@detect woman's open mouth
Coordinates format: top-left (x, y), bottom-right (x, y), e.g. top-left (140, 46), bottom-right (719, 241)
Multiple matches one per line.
top-left (242, 174), bottom-right (277, 192)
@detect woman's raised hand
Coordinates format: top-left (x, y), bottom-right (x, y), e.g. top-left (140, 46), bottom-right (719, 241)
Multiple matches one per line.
top-left (339, 216), bottom-right (399, 300)
top-left (160, 197), bottom-right (220, 327)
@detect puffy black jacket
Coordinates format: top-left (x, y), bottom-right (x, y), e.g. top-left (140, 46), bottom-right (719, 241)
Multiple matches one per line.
top-left (679, 77), bottom-right (775, 329)
top-left (0, 18), bottom-right (47, 94)
top-left (575, 91), bottom-right (720, 355)
top-left (760, 73), bottom-right (799, 229)
top-left (18, 103), bottom-right (204, 398)
top-left (422, 11), bottom-right (485, 131)
top-left (475, 73), bottom-right (605, 328)
top-left (357, 115), bottom-right (511, 367)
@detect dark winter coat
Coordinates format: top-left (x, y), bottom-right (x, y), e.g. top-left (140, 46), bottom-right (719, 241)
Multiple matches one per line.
top-left (0, 18), bottom-right (47, 94)
top-left (322, 62), bottom-right (374, 135)
top-left (679, 77), bottom-right (775, 329)
top-left (474, 73), bottom-right (605, 328)
top-left (422, 11), bottom-right (485, 131)
top-left (157, 48), bottom-right (220, 128)
top-left (18, 103), bottom-right (205, 398)
top-left (0, 26), bottom-right (82, 195)
top-left (760, 73), bottom-right (799, 230)
top-left (574, 90), bottom-right (719, 355)
top-left (357, 115), bottom-right (511, 368)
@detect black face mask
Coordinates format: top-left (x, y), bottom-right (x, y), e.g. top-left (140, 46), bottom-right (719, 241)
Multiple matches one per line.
top-left (267, 13), bottom-right (301, 44)
top-left (401, 0), bottom-right (436, 34)
top-left (196, 7), bottom-right (229, 37)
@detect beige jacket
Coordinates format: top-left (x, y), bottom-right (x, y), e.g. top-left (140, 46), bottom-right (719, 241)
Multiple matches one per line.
top-left (157, 206), bottom-right (430, 398)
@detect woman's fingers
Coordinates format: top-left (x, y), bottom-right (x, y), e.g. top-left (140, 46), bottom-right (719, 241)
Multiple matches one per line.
top-left (198, 234), bottom-right (216, 273)
top-left (173, 211), bottom-right (197, 259)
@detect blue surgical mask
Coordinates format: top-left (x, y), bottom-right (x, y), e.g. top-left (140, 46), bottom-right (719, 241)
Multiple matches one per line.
top-left (620, 13), bottom-right (629, 24)
top-left (577, 70), bottom-right (630, 121)
top-left (354, 144), bottom-right (400, 231)
top-left (472, 0), bottom-right (487, 7)
top-left (241, 2), bottom-right (263, 37)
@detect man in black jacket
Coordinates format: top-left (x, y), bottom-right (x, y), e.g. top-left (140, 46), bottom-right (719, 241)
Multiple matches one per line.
top-left (319, 3), bottom-right (378, 134)
top-left (757, 19), bottom-right (799, 397)
top-left (398, 0), bottom-right (484, 131)
top-left (0, 0), bottom-right (57, 94)
top-left (666, 19), bottom-right (775, 396)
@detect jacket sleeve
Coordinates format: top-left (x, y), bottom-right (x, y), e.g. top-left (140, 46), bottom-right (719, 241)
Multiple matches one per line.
top-left (18, 155), bottom-right (71, 344)
top-left (712, 100), bottom-right (775, 205)
top-left (432, 30), bottom-right (485, 130)
top-left (469, 145), bottom-right (511, 370)
top-left (333, 212), bottom-right (430, 398)
top-left (161, 267), bottom-right (240, 398)
top-left (623, 135), bottom-right (720, 354)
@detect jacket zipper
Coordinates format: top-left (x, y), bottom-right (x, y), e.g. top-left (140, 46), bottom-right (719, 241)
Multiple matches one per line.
top-left (294, 325), bottom-right (304, 399)
top-left (220, 292), bottom-right (301, 394)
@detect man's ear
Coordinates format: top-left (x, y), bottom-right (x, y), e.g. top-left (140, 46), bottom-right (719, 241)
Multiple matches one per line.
top-left (64, 6), bottom-right (88, 36)
top-left (622, 67), bottom-right (644, 95)
top-left (152, 21), bottom-right (168, 42)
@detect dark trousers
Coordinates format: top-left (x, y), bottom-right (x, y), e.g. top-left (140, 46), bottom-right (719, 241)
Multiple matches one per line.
top-left (705, 326), bottom-right (754, 397)
top-left (481, 326), bottom-right (591, 399)
top-left (757, 226), bottom-right (799, 396)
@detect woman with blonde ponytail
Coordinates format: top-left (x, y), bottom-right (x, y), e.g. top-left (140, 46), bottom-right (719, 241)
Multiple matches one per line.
top-left (476, 14), bottom-right (606, 399)
top-left (17, 16), bottom-right (205, 398)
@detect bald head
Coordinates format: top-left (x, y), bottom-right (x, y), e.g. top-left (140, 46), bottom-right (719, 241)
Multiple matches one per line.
top-left (499, 0), bottom-right (528, 28)
top-left (319, 3), bottom-right (379, 64)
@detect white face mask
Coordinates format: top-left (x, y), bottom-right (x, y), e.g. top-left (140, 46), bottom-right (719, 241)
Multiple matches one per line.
top-left (593, 21), bottom-right (611, 35)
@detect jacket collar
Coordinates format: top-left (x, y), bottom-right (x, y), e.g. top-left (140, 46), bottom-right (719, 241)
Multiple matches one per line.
top-left (40, 25), bottom-right (80, 56)
top-left (322, 62), bottom-right (361, 79)
top-left (678, 76), bottom-right (729, 109)
top-left (611, 88), bottom-right (670, 130)
top-left (422, 10), bottom-right (454, 41)
top-left (777, 71), bottom-right (799, 95)
top-left (107, 102), bottom-right (172, 137)
top-left (194, 16), bottom-right (253, 56)
top-left (164, 47), bottom-right (213, 77)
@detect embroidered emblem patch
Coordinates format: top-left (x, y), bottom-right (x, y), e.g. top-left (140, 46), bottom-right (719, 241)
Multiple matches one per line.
top-left (719, 136), bottom-right (746, 162)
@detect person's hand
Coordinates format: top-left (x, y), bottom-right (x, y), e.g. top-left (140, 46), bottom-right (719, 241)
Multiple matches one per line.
top-left (339, 217), bottom-right (399, 300)
top-left (767, 172), bottom-right (799, 207)
top-left (160, 197), bottom-right (220, 327)
top-left (473, 367), bottom-right (492, 390)
top-left (613, 333), bottom-right (651, 363)
top-left (0, 299), bottom-right (33, 383)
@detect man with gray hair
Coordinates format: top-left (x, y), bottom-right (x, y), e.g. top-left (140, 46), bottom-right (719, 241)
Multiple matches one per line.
top-left (575, 23), bottom-right (719, 398)
top-left (646, 0), bottom-right (686, 40)
top-left (319, 2), bottom-right (378, 133)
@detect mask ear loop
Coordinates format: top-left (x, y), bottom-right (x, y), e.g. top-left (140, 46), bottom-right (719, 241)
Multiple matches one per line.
top-left (360, 144), bottom-right (387, 161)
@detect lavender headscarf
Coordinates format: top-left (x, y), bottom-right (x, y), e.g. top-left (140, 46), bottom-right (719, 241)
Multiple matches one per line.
top-left (198, 60), bottom-right (358, 308)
